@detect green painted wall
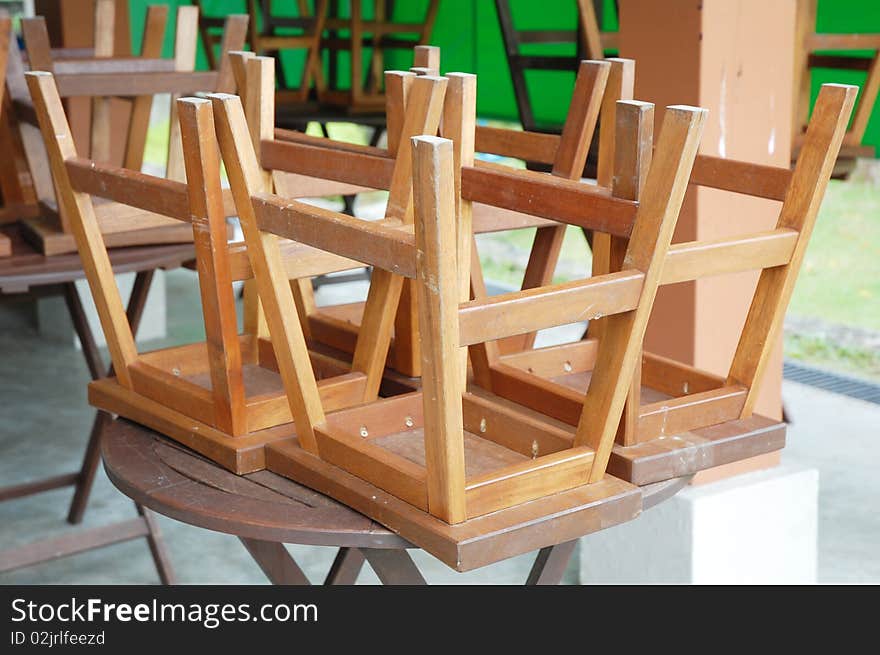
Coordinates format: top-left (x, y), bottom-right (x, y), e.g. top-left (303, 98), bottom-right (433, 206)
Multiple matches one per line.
top-left (124, 0), bottom-right (880, 149)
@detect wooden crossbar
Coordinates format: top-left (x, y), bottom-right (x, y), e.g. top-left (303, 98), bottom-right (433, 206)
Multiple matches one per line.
top-left (260, 137), bottom-right (638, 237)
top-left (458, 271), bottom-right (645, 347)
top-left (53, 71), bottom-right (220, 98)
top-left (252, 193), bottom-right (417, 278)
top-left (65, 158), bottom-right (238, 219)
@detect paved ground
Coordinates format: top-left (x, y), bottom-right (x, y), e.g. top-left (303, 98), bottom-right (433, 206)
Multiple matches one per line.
top-left (0, 269), bottom-right (877, 584)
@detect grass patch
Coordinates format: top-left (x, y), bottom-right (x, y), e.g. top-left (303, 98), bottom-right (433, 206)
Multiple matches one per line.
top-left (789, 174), bottom-right (880, 331)
top-left (785, 333), bottom-right (880, 382)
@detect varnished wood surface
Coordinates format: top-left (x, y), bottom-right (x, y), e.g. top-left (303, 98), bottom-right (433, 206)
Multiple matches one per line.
top-left (102, 418), bottom-right (690, 562)
top-left (0, 224), bottom-right (194, 294)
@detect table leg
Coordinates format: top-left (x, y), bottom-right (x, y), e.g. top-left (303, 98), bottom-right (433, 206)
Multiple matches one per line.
top-left (138, 503), bottom-right (176, 585)
top-left (361, 548), bottom-right (427, 585)
top-left (525, 539), bottom-right (578, 585)
top-left (240, 537), bottom-right (311, 585)
top-left (323, 547), bottom-right (366, 585)
top-left (67, 271), bottom-right (153, 524)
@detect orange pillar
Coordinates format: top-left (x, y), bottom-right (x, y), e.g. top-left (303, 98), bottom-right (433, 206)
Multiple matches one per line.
top-left (619, 0), bottom-right (795, 481)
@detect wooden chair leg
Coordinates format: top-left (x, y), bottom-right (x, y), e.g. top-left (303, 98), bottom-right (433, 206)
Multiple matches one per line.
top-left (323, 547), bottom-right (366, 585)
top-left (361, 548), bottom-right (427, 585)
top-left (526, 539), bottom-right (578, 585)
top-left (137, 503), bottom-right (176, 585)
top-left (240, 537), bottom-right (311, 584)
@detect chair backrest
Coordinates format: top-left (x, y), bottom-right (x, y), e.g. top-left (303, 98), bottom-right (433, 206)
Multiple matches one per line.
top-left (211, 76), bottom-right (706, 502)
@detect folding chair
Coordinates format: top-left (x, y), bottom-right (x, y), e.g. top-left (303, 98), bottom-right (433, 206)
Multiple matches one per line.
top-left (474, 83), bottom-right (857, 484)
top-left (10, 6), bottom-right (247, 255)
top-left (211, 70), bottom-right (706, 566)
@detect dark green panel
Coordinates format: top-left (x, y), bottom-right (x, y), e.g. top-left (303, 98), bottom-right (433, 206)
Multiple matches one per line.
top-left (812, 0), bottom-right (880, 151)
top-left (123, 1), bottom-right (880, 150)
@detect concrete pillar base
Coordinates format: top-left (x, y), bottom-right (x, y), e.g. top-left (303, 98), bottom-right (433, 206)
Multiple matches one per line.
top-left (580, 465), bottom-right (818, 584)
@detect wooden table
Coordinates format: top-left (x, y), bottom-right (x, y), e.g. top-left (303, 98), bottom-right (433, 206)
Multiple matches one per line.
top-left (0, 225), bottom-right (194, 582)
top-left (102, 417), bottom-right (691, 585)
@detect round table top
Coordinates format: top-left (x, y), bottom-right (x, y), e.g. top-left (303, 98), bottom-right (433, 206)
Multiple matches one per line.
top-left (102, 418), bottom-right (691, 550)
top-left (0, 225), bottom-right (195, 294)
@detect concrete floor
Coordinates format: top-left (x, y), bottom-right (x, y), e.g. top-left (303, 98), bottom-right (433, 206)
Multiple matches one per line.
top-left (0, 269), bottom-right (878, 584)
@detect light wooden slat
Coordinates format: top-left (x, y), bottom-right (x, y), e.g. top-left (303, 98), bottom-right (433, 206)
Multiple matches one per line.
top-left (26, 72), bottom-right (138, 386)
top-left (210, 92), bottom-right (326, 454)
top-left (661, 229), bottom-right (799, 284)
top-left (314, 428), bottom-right (428, 510)
top-left (474, 125), bottom-right (558, 164)
top-left (260, 138), bottom-right (395, 190)
top-left (728, 84), bottom-right (857, 414)
top-left (576, 104), bottom-right (706, 481)
top-left (64, 158), bottom-right (239, 219)
top-left (464, 447), bottom-right (594, 520)
top-left (640, 351), bottom-right (726, 398)
top-left (458, 270), bottom-right (645, 348)
top-left (53, 58), bottom-right (175, 75)
top-left (252, 193), bottom-right (417, 278)
top-left (53, 71), bottom-right (219, 97)
top-left (805, 34), bottom-right (880, 51)
top-left (412, 135), bottom-right (466, 525)
top-left (690, 154), bottom-right (791, 201)
top-left (178, 98), bottom-right (247, 435)
top-left (225, 239), bottom-right (361, 282)
top-left (636, 386), bottom-right (748, 443)
top-left (462, 164), bottom-right (638, 237)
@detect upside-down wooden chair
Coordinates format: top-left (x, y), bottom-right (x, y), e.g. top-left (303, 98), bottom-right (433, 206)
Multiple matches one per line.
top-left (225, 49), bottom-right (452, 379)
top-left (234, 46), bottom-right (632, 379)
top-left (9, 6), bottom-right (247, 255)
top-left (24, 62), bottom-right (449, 473)
top-left (224, 52), bottom-right (442, 387)
top-left (494, 0), bottom-right (618, 133)
top-left (470, 83), bottom-right (857, 485)
top-left (319, 0), bottom-right (440, 113)
top-left (793, 0), bottom-right (879, 176)
top-left (195, 0), bottom-right (326, 106)
top-left (211, 75), bottom-right (706, 567)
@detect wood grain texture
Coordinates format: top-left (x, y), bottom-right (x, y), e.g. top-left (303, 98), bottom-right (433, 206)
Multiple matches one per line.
top-left (178, 98), bottom-right (247, 435)
top-left (728, 84), bottom-right (857, 414)
top-left (26, 72), bottom-right (138, 387)
top-left (412, 135), bottom-right (466, 524)
top-left (211, 93), bottom-right (326, 454)
top-left (575, 104), bottom-right (706, 481)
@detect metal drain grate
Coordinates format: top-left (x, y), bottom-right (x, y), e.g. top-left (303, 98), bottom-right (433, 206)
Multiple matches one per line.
top-left (784, 360), bottom-right (880, 405)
